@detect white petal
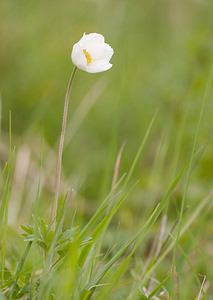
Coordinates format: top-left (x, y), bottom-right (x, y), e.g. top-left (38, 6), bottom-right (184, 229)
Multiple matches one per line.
top-left (82, 33), bottom-right (105, 48)
top-left (87, 60), bottom-right (113, 73)
top-left (85, 42), bottom-right (114, 62)
top-left (71, 43), bottom-right (87, 69)
top-left (77, 32), bottom-right (87, 47)
top-left (71, 33), bottom-right (114, 73)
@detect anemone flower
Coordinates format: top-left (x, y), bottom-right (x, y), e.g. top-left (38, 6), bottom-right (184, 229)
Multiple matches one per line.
top-left (53, 33), bottom-right (113, 227)
top-left (71, 33), bottom-right (114, 73)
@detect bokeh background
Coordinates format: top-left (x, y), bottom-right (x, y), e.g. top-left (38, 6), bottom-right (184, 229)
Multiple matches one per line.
top-left (1, 0), bottom-right (213, 298)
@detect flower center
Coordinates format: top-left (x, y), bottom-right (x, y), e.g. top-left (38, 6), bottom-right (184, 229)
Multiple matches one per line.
top-left (83, 49), bottom-right (92, 66)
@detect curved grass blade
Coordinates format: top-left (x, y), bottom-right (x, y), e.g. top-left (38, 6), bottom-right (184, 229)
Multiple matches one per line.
top-left (80, 173), bottom-right (126, 241)
top-left (147, 273), bottom-right (171, 299)
top-left (78, 181), bottom-right (139, 269)
top-left (123, 105), bottom-right (160, 190)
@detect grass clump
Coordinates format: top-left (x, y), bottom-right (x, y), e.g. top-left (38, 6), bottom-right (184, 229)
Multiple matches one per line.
top-left (0, 66), bottom-right (213, 298)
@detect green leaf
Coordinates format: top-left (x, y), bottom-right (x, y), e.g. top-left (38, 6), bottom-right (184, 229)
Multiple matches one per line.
top-left (20, 225), bottom-right (34, 235)
top-left (147, 273), bottom-right (171, 299)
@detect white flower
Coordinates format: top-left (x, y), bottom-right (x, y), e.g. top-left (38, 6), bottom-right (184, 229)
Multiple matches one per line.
top-left (71, 33), bottom-right (114, 73)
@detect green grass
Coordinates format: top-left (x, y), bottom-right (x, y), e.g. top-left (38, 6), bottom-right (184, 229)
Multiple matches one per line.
top-left (0, 93), bottom-right (212, 298)
top-left (1, 0), bottom-right (213, 299)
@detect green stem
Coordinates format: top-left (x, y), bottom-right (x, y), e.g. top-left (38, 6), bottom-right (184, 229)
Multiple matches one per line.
top-left (53, 66), bottom-right (77, 229)
top-left (1, 112), bottom-right (12, 287)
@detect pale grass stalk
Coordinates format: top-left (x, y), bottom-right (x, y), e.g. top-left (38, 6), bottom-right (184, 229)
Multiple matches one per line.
top-left (140, 234), bottom-right (158, 279)
top-left (140, 216), bottom-right (166, 283)
top-left (155, 215), bottom-right (167, 259)
top-left (9, 145), bottom-right (30, 225)
top-left (53, 66), bottom-right (77, 229)
top-left (196, 275), bottom-right (209, 300)
top-left (112, 142), bottom-right (125, 188)
top-left (149, 215), bottom-right (167, 292)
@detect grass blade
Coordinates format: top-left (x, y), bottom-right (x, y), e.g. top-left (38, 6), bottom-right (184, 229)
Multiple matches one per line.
top-left (171, 62), bottom-right (213, 296)
top-left (80, 173), bottom-right (126, 241)
top-left (1, 112), bottom-right (12, 287)
top-left (140, 187), bottom-right (213, 288)
top-left (78, 181), bottom-right (139, 269)
top-left (147, 273), bottom-right (171, 299)
top-left (123, 105), bottom-right (160, 190)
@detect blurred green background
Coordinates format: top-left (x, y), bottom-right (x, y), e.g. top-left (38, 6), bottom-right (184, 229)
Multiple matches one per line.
top-left (1, 0), bottom-right (213, 297)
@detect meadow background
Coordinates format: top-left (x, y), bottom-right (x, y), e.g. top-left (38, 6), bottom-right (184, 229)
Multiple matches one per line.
top-left (0, 0), bottom-right (213, 299)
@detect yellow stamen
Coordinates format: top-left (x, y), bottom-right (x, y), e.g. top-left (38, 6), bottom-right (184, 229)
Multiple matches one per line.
top-left (83, 49), bottom-right (92, 66)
